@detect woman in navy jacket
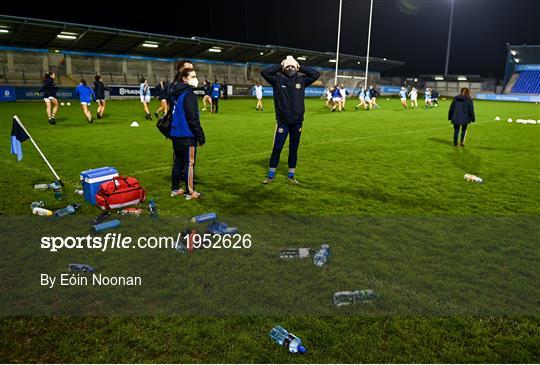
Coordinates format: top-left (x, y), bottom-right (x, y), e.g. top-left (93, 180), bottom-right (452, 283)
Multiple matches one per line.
top-left (448, 87), bottom-right (475, 146)
top-left (168, 68), bottom-right (205, 200)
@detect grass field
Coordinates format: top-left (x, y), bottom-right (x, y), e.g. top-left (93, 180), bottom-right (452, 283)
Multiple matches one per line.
top-left (0, 97), bottom-right (539, 362)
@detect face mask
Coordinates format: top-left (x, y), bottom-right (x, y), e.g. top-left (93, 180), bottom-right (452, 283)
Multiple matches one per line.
top-left (284, 68), bottom-right (297, 77)
top-left (188, 77), bottom-right (199, 88)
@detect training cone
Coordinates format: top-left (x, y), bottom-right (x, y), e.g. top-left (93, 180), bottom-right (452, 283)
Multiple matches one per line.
top-left (130, 121), bottom-right (140, 127)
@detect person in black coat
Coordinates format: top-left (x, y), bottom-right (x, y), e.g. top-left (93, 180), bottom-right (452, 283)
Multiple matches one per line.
top-left (261, 56), bottom-right (320, 184)
top-left (448, 87), bottom-right (475, 146)
top-left (94, 75), bottom-right (110, 119)
top-left (39, 72), bottom-right (59, 125)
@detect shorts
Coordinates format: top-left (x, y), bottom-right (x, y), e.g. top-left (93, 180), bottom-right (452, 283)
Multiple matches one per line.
top-left (410, 97), bottom-right (417, 101)
top-left (256, 95), bottom-right (263, 100)
top-left (160, 98), bottom-right (167, 102)
top-left (96, 99), bottom-right (105, 103)
top-left (43, 97), bottom-right (56, 101)
top-left (80, 101), bottom-right (91, 106)
top-left (140, 95), bottom-right (151, 103)
top-left (332, 97), bottom-right (342, 102)
top-left (401, 98), bottom-right (407, 102)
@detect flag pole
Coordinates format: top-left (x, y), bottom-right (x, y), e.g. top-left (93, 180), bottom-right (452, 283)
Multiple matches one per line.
top-left (13, 115), bottom-right (63, 185)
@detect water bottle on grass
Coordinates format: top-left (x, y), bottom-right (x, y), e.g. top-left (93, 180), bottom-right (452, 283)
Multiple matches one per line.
top-left (269, 326), bottom-right (307, 354)
top-left (313, 244), bottom-right (330, 267)
top-left (333, 289), bottom-right (378, 306)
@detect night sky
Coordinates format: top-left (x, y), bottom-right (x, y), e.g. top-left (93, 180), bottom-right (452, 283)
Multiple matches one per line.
top-left (2, 0), bottom-right (539, 77)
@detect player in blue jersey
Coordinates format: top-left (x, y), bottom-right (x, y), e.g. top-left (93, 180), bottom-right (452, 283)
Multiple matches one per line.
top-left (399, 87), bottom-right (408, 109)
top-left (75, 79), bottom-right (96, 123)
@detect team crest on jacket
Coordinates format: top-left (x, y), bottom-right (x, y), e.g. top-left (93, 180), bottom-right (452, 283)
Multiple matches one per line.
top-left (278, 128), bottom-right (284, 133)
top-left (295, 83), bottom-right (301, 89)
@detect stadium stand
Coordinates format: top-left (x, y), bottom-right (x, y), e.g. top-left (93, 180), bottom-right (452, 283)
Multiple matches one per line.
top-left (0, 15), bottom-right (403, 92)
top-left (511, 71), bottom-right (540, 94)
top-left (503, 44), bottom-right (540, 95)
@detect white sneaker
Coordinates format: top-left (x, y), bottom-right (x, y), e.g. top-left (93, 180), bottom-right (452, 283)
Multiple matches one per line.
top-left (171, 189), bottom-right (185, 197)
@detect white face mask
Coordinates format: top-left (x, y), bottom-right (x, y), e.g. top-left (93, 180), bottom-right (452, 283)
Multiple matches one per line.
top-left (188, 77), bottom-right (199, 88)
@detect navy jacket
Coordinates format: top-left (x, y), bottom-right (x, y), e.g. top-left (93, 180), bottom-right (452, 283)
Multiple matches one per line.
top-left (155, 81), bottom-right (169, 100)
top-left (169, 82), bottom-right (205, 146)
top-left (93, 81), bottom-right (109, 100)
top-left (448, 95), bottom-right (475, 125)
top-left (39, 79), bottom-right (58, 98)
top-left (261, 64), bottom-right (320, 124)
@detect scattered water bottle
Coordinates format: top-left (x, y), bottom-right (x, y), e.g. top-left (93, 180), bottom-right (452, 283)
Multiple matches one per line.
top-left (149, 199), bottom-right (159, 220)
top-left (118, 208), bottom-right (143, 216)
top-left (90, 212), bottom-right (111, 225)
top-left (464, 174), bottom-right (483, 184)
top-left (53, 203), bottom-right (80, 218)
top-left (279, 248), bottom-right (311, 259)
top-left (31, 201), bottom-right (45, 209)
top-left (92, 219), bottom-right (121, 233)
top-left (313, 244), bottom-right (330, 267)
top-left (333, 289), bottom-right (378, 307)
top-left (74, 189), bottom-right (84, 195)
top-left (32, 207), bottom-right (53, 216)
top-left (269, 326), bottom-right (307, 354)
top-left (192, 212), bottom-right (217, 223)
top-left (68, 263), bottom-right (96, 273)
top-left (52, 181), bottom-right (64, 200)
top-left (33, 183), bottom-right (55, 191)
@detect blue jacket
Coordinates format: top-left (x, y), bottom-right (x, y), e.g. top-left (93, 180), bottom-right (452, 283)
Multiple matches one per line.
top-left (261, 64), bottom-right (320, 124)
top-left (169, 82), bottom-right (205, 145)
top-left (448, 95), bottom-right (475, 125)
top-left (210, 83), bottom-right (221, 99)
top-left (75, 84), bottom-right (95, 103)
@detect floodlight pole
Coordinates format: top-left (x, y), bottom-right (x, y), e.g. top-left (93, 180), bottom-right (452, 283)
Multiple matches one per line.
top-left (364, 0), bottom-right (374, 90)
top-left (444, 0), bottom-right (455, 76)
top-left (334, 0), bottom-right (343, 86)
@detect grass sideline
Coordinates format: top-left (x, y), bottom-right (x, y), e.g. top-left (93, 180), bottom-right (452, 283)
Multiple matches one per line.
top-left (0, 97), bottom-right (539, 362)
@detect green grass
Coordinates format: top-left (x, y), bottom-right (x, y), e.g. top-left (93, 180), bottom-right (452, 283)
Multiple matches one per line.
top-left (0, 97), bottom-right (539, 362)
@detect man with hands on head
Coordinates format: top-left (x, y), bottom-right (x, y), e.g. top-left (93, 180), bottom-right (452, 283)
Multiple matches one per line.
top-left (261, 56), bottom-right (320, 184)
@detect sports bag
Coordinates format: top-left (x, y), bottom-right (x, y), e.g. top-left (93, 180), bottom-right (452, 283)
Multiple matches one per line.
top-left (95, 176), bottom-right (146, 210)
top-left (156, 108), bottom-right (173, 138)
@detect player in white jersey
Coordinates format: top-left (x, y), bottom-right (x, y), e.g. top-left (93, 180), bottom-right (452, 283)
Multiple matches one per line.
top-left (408, 87), bottom-right (418, 109)
top-left (424, 88), bottom-right (432, 108)
top-left (254, 82), bottom-right (264, 111)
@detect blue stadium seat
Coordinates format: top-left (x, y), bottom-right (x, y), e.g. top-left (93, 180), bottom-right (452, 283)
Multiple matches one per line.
top-left (512, 71), bottom-right (540, 94)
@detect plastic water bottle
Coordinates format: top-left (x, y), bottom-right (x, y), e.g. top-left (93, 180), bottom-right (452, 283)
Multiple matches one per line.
top-left (52, 181), bottom-right (63, 200)
top-left (333, 289), bottom-right (378, 307)
top-left (31, 201), bottom-right (44, 209)
top-left (53, 203), bottom-right (80, 218)
top-left (68, 263), bottom-right (96, 273)
top-left (269, 326), bottom-right (307, 354)
top-left (279, 248), bottom-right (311, 259)
top-left (192, 212), bottom-right (217, 223)
top-left (90, 212), bottom-right (111, 225)
top-left (464, 174), bottom-right (483, 184)
top-left (118, 208), bottom-right (143, 216)
top-left (149, 199), bottom-right (159, 220)
top-left (74, 189), bottom-right (84, 195)
top-left (32, 207), bottom-right (53, 216)
top-left (92, 219), bottom-right (121, 233)
top-left (33, 183), bottom-right (55, 191)
top-left (313, 244), bottom-right (330, 267)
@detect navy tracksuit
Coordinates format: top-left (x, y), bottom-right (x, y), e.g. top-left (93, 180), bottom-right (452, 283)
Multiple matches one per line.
top-left (168, 81), bottom-right (205, 193)
top-left (261, 64), bottom-right (320, 176)
top-left (448, 95), bottom-right (475, 145)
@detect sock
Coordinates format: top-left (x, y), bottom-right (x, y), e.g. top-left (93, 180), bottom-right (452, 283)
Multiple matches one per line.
top-left (288, 168), bottom-right (295, 178)
top-left (268, 168), bottom-right (276, 179)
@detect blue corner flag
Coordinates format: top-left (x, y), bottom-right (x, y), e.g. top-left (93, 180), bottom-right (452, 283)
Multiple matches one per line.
top-left (10, 118), bottom-right (30, 161)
